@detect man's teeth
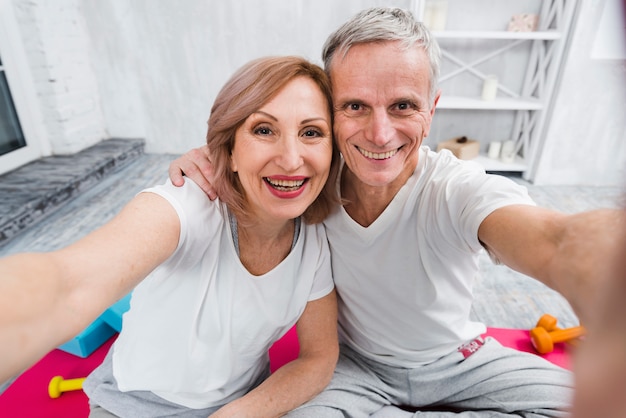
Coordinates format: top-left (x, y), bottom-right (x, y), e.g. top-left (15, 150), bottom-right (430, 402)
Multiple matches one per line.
top-left (357, 147), bottom-right (398, 160)
top-left (266, 178), bottom-right (305, 190)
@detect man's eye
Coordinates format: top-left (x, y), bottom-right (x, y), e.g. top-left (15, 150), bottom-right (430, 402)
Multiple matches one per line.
top-left (397, 102), bottom-right (416, 111)
top-left (349, 103), bottom-right (361, 111)
top-left (393, 102), bottom-right (419, 114)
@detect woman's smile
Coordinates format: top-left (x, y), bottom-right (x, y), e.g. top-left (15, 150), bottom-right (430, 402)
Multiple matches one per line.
top-left (264, 176), bottom-right (309, 197)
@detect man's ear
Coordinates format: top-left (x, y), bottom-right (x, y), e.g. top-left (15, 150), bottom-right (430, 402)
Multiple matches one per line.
top-left (424, 89), bottom-right (441, 138)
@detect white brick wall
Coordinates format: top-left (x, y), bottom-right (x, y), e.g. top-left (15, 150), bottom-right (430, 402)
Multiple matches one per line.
top-left (11, 0), bottom-right (107, 155)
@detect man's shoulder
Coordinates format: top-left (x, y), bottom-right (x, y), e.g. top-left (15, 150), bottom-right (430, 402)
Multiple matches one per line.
top-left (420, 146), bottom-right (483, 175)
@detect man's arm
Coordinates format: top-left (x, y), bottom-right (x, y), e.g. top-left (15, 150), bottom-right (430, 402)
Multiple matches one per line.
top-left (478, 204), bottom-right (625, 323)
top-left (168, 145), bottom-right (217, 199)
top-left (572, 206), bottom-right (626, 418)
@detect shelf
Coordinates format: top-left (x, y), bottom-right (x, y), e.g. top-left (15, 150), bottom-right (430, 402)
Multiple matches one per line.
top-left (424, 0), bottom-right (578, 181)
top-left (432, 30), bottom-right (562, 40)
top-left (472, 154), bottom-right (528, 172)
top-left (437, 96), bottom-right (543, 110)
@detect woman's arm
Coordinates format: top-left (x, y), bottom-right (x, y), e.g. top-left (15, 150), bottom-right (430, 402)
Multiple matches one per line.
top-left (211, 290), bottom-right (339, 418)
top-left (0, 192), bottom-right (180, 382)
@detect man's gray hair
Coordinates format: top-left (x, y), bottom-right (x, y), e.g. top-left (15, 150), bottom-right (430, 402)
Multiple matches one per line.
top-left (322, 7), bottom-right (441, 105)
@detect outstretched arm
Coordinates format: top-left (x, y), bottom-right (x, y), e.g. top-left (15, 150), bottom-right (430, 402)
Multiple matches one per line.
top-left (168, 145), bottom-right (217, 199)
top-left (210, 290), bottom-right (339, 418)
top-left (0, 192), bottom-right (180, 382)
top-left (573, 206), bottom-right (626, 418)
top-left (478, 204), bottom-right (625, 323)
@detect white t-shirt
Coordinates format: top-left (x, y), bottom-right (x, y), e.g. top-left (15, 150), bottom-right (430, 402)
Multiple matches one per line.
top-left (112, 179), bottom-right (334, 409)
top-left (324, 147), bottom-right (535, 367)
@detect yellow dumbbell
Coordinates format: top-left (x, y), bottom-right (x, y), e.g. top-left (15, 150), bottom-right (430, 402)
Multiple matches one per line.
top-left (48, 375), bottom-right (86, 398)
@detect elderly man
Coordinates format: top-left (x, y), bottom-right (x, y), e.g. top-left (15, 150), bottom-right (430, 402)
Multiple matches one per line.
top-left (170, 7), bottom-right (623, 417)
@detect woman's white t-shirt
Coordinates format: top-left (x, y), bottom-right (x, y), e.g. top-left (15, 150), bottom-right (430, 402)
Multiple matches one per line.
top-left (112, 179), bottom-right (334, 409)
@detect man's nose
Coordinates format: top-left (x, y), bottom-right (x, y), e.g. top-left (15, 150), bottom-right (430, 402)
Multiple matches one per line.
top-left (365, 110), bottom-right (394, 146)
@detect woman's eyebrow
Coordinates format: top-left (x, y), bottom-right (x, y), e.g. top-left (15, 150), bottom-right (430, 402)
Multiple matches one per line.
top-left (251, 110), bottom-right (278, 121)
top-left (301, 117), bottom-right (328, 124)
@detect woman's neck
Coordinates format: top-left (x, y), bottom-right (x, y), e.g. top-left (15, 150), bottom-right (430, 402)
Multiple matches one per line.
top-left (235, 217), bottom-right (296, 276)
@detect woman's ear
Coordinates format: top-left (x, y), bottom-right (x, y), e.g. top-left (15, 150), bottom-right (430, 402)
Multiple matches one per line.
top-left (230, 154), bottom-right (238, 173)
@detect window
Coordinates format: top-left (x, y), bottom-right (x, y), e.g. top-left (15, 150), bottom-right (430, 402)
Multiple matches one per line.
top-left (0, 0), bottom-right (47, 175)
top-left (0, 54), bottom-right (27, 157)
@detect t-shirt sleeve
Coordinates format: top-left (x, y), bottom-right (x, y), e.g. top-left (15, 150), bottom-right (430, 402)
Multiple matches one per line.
top-left (427, 151), bottom-right (536, 252)
top-left (140, 178), bottom-right (223, 267)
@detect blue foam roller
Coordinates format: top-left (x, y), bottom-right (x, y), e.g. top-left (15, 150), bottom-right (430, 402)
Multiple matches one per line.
top-left (57, 316), bottom-right (116, 358)
top-left (100, 293), bottom-right (132, 332)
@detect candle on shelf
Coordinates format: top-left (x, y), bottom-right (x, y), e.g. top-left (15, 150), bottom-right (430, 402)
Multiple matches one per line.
top-left (423, 0), bottom-right (448, 31)
top-left (481, 75), bottom-right (498, 101)
top-left (500, 140), bottom-right (516, 164)
top-left (487, 141), bottom-right (502, 159)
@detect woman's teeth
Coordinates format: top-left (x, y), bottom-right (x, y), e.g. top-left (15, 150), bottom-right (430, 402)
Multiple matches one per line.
top-left (265, 178), bottom-right (305, 191)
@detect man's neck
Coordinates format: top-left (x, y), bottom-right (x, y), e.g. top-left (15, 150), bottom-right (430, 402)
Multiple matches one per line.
top-left (340, 168), bottom-right (411, 227)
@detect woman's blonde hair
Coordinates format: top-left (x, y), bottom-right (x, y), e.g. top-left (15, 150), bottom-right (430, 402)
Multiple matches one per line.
top-left (207, 56), bottom-right (340, 224)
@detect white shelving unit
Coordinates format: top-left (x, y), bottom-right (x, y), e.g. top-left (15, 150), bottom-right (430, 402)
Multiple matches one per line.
top-left (425, 0), bottom-right (579, 178)
top-left (433, 30), bottom-right (562, 40)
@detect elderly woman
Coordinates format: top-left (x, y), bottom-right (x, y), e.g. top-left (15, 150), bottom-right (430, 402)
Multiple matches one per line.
top-left (0, 56), bottom-right (340, 417)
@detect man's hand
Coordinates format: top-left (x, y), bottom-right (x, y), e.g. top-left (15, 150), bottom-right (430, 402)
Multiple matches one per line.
top-left (573, 207), bottom-right (626, 418)
top-left (168, 145), bottom-right (217, 199)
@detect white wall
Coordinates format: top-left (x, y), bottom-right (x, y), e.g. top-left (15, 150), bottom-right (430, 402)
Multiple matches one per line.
top-left (80, 0), bottom-right (417, 154)
top-left (7, 0), bottom-right (626, 185)
top-left (9, 0), bottom-right (107, 155)
top-left (533, 0), bottom-right (626, 186)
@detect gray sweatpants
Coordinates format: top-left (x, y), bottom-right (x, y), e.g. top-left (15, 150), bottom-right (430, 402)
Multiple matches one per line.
top-left (287, 337), bottom-right (572, 418)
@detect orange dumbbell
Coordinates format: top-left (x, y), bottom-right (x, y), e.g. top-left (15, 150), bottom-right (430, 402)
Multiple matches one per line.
top-left (535, 314), bottom-right (581, 347)
top-left (48, 375), bottom-right (86, 398)
top-left (536, 314), bottom-right (559, 332)
top-left (530, 325), bottom-right (586, 354)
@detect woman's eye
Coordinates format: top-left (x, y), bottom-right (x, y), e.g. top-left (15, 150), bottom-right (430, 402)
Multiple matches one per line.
top-left (254, 126), bottom-right (273, 135)
top-left (302, 129), bottom-right (322, 138)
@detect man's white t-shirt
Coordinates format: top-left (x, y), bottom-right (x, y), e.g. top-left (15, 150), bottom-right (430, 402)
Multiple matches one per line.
top-left (324, 147), bottom-right (535, 367)
top-left (111, 179), bottom-right (334, 409)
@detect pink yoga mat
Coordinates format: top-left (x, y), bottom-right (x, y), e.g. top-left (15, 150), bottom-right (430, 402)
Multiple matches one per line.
top-left (0, 327), bottom-right (571, 417)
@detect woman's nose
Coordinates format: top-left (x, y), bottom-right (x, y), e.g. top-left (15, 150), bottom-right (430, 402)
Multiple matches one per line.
top-left (276, 137), bottom-right (304, 171)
